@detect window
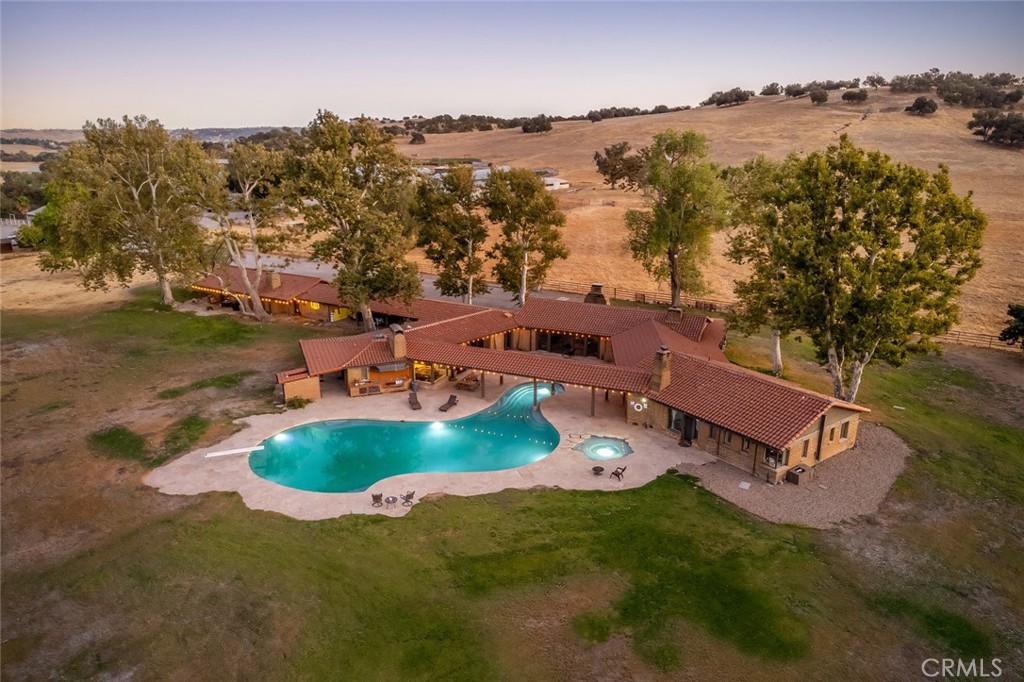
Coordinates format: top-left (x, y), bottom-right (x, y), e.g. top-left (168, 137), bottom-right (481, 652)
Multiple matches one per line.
top-left (668, 409), bottom-right (685, 433)
top-left (840, 421), bottom-right (850, 439)
top-left (709, 424), bottom-right (717, 438)
top-left (308, 301), bottom-right (321, 310)
top-left (763, 448), bottom-right (786, 468)
top-left (829, 427), bottom-right (836, 442)
top-left (802, 439), bottom-right (810, 459)
top-left (725, 431), bottom-right (733, 445)
top-left (741, 438), bottom-right (751, 452)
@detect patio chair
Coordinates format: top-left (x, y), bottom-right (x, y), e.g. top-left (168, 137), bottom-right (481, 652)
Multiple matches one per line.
top-left (611, 466), bottom-right (627, 481)
top-left (438, 394), bottom-right (459, 412)
top-left (371, 493), bottom-right (383, 507)
top-left (401, 490), bottom-right (416, 506)
top-left (408, 390), bottom-right (422, 410)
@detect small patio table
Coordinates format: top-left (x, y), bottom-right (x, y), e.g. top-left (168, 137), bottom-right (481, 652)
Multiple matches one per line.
top-left (385, 496), bottom-right (398, 509)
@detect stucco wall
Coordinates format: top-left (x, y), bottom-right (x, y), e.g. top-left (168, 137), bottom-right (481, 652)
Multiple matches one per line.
top-left (283, 376), bottom-right (321, 402)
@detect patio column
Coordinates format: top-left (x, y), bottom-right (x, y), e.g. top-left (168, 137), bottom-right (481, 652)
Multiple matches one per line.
top-left (533, 378), bottom-right (538, 410)
top-left (590, 386), bottom-right (596, 417)
top-left (480, 372), bottom-right (486, 399)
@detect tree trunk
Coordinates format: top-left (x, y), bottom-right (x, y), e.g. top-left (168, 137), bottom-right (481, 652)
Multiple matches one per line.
top-left (155, 254), bottom-right (175, 306)
top-left (770, 328), bottom-right (783, 376)
top-left (360, 301), bottom-right (375, 332)
top-left (519, 247), bottom-right (529, 305)
top-left (225, 237), bottom-right (270, 322)
top-left (667, 248), bottom-right (680, 308)
top-left (845, 360), bottom-right (867, 404)
top-left (159, 276), bottom-right (175, 306)
top-left (826, 345), bottom-right (846, 400)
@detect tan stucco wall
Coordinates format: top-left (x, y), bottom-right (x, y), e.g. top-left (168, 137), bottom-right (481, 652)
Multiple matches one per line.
top-left (283, 376), bottom-right (321, 402)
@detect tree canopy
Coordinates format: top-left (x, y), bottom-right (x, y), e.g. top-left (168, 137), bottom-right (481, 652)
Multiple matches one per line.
top-left (622, 129), bottom-right (733, 308)
top-left (967, 110), bottom-right (1024, 147)
top-left (809, 89), bottom-right (828, 105)
top-left (905, 97), bottom-right (939, 115)
top-left (290, 110), bottom-right (421, 329)
top-left (998, 304), bottom-right (1024, 350)
top-left (729, 136), bottom-right (986, 402)
top-left (593, 142), bottom-right (645, 190)
top-left (521, 115), bottom-right (553, 133)
top-left (35, 115), bottom-right (213, 304)
top-left (413, 166), bottom-right (490, 305)
top-left (483, 168), bottom-right (567, 303)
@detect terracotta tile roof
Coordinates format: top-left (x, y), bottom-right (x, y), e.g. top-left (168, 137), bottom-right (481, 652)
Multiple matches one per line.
top-left (193, 266), bottom-right (321, 302)
top-left (645, 353), bottom-right (868, 450)
top-left (406, 338), bottom-right (650, 393)
top-left (658, 314), bottom-right (709, 342)
top-left (407, 309), bottom-right (520, 344)
top-left (611, 319), bottom-right (728, 367)
top-left (276, 367), bottom-right (311, 384)
top-left (372, 297), bottom-right (484, 322)
top-left (298, 282), bottom-right (343, 306)
top-left (515, 298), bottom-right (662, 337)
top-left (299, 333), bottom-right (397, 375)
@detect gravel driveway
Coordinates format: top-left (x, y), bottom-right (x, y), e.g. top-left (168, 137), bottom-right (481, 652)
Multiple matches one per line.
top-left (676, 422), bottom-right (911, 529)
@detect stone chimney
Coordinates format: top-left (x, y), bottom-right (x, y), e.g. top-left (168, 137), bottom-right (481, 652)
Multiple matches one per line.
top-left (388, 323), bottom-right (406, 359)
top-left (649, 345), bottom-right (672, 392)
top-left (665, 307), bottom-right (682, 323)
top-left (264, 271), bottom-right (282, 290)
top-left (583, 283), bottom-right (609, 305)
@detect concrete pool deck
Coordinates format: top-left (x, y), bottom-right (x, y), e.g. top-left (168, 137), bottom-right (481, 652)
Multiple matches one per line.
top-left (145, 377), bottom-right (717, 520)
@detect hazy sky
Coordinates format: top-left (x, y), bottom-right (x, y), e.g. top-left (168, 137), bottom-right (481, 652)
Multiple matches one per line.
top-left (2, 1), bottom-right (1021, 129)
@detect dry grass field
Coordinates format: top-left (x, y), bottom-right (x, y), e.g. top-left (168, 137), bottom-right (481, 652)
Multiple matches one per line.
top-left (402, 91), bottom-right (1023, 333)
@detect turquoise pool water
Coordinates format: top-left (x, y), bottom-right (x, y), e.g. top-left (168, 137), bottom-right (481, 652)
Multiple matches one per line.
top-left (250, 383), bottom-right (564, 493)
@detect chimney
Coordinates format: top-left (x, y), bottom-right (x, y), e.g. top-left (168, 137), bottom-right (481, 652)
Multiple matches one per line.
top-left (665, 307), bottom-right (682, 323)
top-left (649, 345), bottom-right (672, 392)
top-left (264, 271), bottom-right (282, 290)
top-left (584, 283), bottom-right (609, 305)
top-left (388, 323), bottom-right (406, 359)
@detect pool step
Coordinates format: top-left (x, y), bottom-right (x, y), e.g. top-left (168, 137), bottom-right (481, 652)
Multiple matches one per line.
top-left (205, 446), bottom-right (264, 459)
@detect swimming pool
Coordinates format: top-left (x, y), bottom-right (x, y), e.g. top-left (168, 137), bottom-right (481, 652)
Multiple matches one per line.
top-left (249, 382), bottom-right (564, 493)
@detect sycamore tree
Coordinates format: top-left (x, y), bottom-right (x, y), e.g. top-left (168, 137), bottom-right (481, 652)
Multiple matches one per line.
top-left (412, 166), bottom-right (489, 305)
top-left (483, 168), bottom-right (567, 304)
top-left (731, 135), bottom-right (986, 403)
top-left (727, 155), bottom-right (797, 376)
top-left (290, 110), bottom-right (421, 330)
top-left (623, 129), bottom-right (732, 308)
top-left (203, 141), bottom-right (293, 321)
top-left (34, 115), bottom-right (212, 305)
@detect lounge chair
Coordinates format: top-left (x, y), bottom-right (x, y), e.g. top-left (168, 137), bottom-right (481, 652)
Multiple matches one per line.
top-left (408, 390), bottom-right (422, 410)
top-left (611, 466), bottom-right (627, 481)
top-left (371, 493), bottom-right (383, 507)
top-left (439, 394), bottom-right (459, 412)
top-left (401, 491), bottom-right (416, 506)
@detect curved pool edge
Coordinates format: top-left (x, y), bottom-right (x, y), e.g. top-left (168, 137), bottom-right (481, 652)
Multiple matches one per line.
top-left (143, 379), bottom-right (719, 520)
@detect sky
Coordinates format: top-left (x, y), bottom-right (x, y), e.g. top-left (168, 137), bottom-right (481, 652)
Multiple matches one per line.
top-left (2, 1), bottom-right (1022, 130)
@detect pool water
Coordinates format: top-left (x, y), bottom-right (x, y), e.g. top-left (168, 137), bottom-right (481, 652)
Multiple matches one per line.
top-left (572, 435), bottom-right (634, 460)
top-left (250, 383), bottom-right (564, 493)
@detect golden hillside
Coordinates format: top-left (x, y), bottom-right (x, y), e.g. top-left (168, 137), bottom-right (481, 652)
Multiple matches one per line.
top-left (403, 90), bottom-right (1022, 334)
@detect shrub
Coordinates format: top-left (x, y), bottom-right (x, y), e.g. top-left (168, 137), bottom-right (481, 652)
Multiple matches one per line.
top-left (286, 397), bottom-right (312, 409)
top-left (521, 115), bottom-right (552, 133)
top-left (409, 132), bottom-right (426, 144)
top-left (841, 89), bottom-right (869, 103)
top-left (784, 83), bottom-right (807, 98)
top-left (905, 97), bottom-right (938, 115)
top-left (809, 89), bottom-right (828, 105)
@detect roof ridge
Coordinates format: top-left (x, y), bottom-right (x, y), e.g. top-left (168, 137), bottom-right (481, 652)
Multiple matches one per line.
top-left (405, 307), bottom-right (505, 333)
